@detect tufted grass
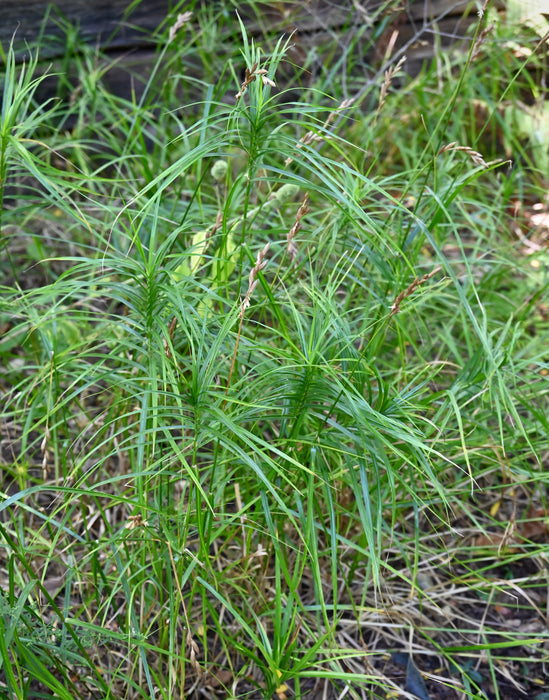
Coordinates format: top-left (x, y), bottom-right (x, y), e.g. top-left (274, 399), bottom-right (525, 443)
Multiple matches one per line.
top-left (1, 2), bottom-right (548, 698)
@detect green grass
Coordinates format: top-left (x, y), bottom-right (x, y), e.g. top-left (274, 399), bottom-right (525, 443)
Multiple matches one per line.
top-left (1, 1), bottom-right (548, 698)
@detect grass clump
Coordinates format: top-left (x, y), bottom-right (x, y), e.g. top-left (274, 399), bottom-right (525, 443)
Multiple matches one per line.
top-left (0, 2), bottom-right (548, 698)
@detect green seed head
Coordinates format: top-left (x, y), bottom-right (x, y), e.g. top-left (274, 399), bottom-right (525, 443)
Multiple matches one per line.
top-left (211, 159), bottom-right (228, 182)
top-left (273, 183), bottom-right (299, 205)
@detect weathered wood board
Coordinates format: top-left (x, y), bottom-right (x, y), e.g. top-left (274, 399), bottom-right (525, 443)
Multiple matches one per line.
top-left (0, 1), bottom-right (497, 100)
top-left (2, 0), bottom-right (173, 55)
top-left (2, 1), bottom-right (480, 55)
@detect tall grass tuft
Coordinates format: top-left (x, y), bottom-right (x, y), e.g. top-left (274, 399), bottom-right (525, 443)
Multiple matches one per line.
top-left (1, 2), bottom-right (548, 698)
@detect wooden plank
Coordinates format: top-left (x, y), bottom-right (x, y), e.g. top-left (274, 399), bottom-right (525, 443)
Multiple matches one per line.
top-left (2, 1), bottom-right (481, 57)
top-left (2, 0), bottom-right (172, 55)
top-left (1, 1), bottom-right (490, 104)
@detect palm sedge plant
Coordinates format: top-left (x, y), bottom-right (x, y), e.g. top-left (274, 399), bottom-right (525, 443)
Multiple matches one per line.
top-left (0, 1), bottom-right (548, 698)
